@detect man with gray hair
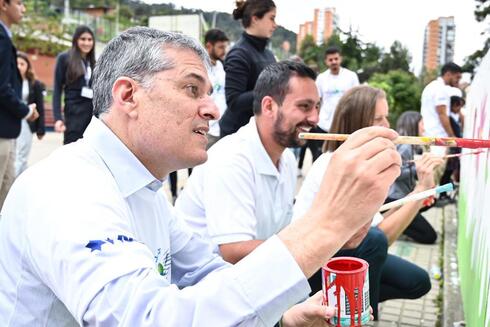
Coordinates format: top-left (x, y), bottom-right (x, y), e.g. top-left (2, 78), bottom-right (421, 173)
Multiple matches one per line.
top-left (0, 27), bottom-right (401, 326)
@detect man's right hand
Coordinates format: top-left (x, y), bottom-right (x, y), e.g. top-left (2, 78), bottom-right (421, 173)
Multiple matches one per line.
top-left (313, 126), bottom-right (401, 234)
top-left (26, 104), bottom-right (39, 122)
top-left (54, 120), bottom-right (66, 133)
top-left (279, 127), bottom-right (401, 277)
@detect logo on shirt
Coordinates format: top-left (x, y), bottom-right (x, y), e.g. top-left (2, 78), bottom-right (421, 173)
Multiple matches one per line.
top-left (85, 235), bottom-right (137, 252)
top-left (154, 247), bottom-right (171, 277)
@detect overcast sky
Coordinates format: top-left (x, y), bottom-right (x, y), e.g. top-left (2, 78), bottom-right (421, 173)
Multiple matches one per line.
top-left (150, 0), bottom-right (488, 74)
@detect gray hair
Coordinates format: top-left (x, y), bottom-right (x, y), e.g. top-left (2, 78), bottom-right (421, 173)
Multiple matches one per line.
top-left (92, 26), bottom-right (210, 116)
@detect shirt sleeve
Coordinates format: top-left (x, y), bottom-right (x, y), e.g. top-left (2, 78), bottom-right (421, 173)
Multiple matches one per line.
top-left (352, 72), bottom-right (360, 87)
top-left (224, 48), bottom-right (254, 115)
top-left (83, 236), bottom-right (310, 327)
top-left (434, 86), bottom-right (449, 108)
top-left (202, 153), bottom-right (259, 244)
top-left (52, 53), bottom-right (66, 122)
top-left (0, 33), bottom-right (30, 119)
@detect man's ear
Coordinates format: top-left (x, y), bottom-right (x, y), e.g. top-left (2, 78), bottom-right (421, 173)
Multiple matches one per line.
top-left (112, 77), bottom-right (139, 119)
top-left (260, 95), bottom-right (276, 117)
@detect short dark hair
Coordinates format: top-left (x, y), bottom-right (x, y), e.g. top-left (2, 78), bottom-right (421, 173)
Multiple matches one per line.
top-left (253, 60), bottom-right (317, 115)
top-left (204, 29), bottom-right (229, 44)
top-left (441, 62), bottom-right (462, 76)
top-left (450, 95), bottom-right (465, 108)
top-left (324, 46), bottom-right (341, 58)
top-left (233, 0), bottom-right (276, 28)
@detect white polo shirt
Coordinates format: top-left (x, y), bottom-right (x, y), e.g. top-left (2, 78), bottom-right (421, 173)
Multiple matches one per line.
top-left (421, 77), bottom-right (451, 137)
top-left (208, 60), bottom-right (227, 137)
top-left (316, 67), bottom-right (359, 131)
top-left (176, 118), bottom-right (297, 247)
top-left (0, 118), bottom-right (309, 326)
top-left (293, 152), bottom-right (384, 226)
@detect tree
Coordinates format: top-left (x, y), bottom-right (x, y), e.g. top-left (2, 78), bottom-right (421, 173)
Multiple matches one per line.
top-left (368, 70), bottom-right (422, 126)
top-left (379, 41), bottom-right (411, 73)
top-left (463, 0), bottom-right (489, 75)
top-left (299, 34), bottom-right (321, 70)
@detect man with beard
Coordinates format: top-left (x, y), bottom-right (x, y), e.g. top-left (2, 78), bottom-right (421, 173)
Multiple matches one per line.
top-left (175, 61), bottom-right (321, 263)
top-left (204, 29), bottom-right (229, 148)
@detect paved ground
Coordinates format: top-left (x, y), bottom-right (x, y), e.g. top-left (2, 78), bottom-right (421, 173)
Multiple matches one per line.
top-left (371, 206), bottom-right (446, 327)
top-left (29, 132), bottom-right (451, 326)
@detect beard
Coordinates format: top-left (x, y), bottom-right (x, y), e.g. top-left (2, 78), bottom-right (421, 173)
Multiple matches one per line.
top-left (210, 49), bottom-right (224, 62)
top-left (272, 110), bottom-right (312, 148)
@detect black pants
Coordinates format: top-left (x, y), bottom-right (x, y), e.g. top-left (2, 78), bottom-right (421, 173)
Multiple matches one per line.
top-left (385, 197), bottom-right (437, 244)
top-left (379, 254), bottom-right (431, 302)
top-left (298, 126), bottom-right (325, 169)
top-left (63, 101), bottom-right (93, 145)
top-left (403, 212), bottom-right (437, 244)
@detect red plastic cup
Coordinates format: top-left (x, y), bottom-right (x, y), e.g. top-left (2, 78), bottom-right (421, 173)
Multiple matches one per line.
top-left (322, 257), bottom-right (370, 326)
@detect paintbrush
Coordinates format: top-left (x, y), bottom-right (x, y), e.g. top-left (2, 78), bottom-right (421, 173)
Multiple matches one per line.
top-left (298, 133), bottom-right (490, 149)
top-left (405, 150), bottom-right (484, 164)
top-left (379, 183), bottom-right (453, 212)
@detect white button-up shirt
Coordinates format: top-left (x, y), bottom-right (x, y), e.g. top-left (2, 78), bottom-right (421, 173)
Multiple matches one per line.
top-left (0, 118), bottom-right (309, 326)
top-left (421, 77), bottom-right (451, 137)
top-left (176, 118), bottom-right (297, 247)
top-left (316, 67), bottom-right (359, 131)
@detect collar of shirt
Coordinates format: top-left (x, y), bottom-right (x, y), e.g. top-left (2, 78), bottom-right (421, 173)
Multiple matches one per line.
top-left (0, 20), bottom-right (12, 38)
top-left (240, 117), bottom-right (285, 177)
top-left (83, 118), bottom-right (163, 197)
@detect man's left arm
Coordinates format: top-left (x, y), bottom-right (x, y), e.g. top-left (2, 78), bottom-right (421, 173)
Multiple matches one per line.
top-left (0, 34), bottom-right (30, 119)
top-left (436, 105), bottom-right (455, 137)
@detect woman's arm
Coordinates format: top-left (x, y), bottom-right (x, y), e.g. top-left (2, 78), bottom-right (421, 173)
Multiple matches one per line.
top-left (380, 153), bottom-right (444, 245)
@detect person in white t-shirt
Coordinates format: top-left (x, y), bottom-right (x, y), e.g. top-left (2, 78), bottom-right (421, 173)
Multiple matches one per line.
top-left (294, 86), bottom-right (438, 320)
top-left (204, 28), bottom-right (229, 149)
top-left (0, 27), bottom-right (402, 326)
top-left (301, 46), bottom-right (359, 164)
top-left (420, 62), bottom-right (462, 156)
top-left (316, 46), bottom-right (360, 133)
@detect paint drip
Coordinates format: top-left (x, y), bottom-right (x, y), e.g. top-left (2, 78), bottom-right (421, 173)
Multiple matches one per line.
top-left (322, 257), bottom-right (370, 326)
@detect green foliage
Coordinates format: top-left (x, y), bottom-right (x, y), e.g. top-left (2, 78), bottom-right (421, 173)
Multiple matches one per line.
top-left (298, 28), bottom-right (412, 84)
top-left (419, 67), bottom-right (439, 87)
top-left (463, 0), bottom-right (489, 76)
top-left (12, 1), bottom-right (69, 56)
top-left (299, 35), bottom-right (320, 68)
top-left (368, 70), bottom-right (422, 126)
top-left (380, 41), bottom-right (411, 73)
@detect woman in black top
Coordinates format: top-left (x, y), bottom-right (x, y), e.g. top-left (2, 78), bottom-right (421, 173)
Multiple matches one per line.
top-left (53, 25), bottom-right (95, 144)
top-left (15, 52), bottom-right (45, 176)
top-left (219, 0), bottom-right (277, 137)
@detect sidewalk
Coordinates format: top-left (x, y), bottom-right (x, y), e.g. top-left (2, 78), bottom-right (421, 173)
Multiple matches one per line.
top-left (372, 206), bottom-right (447, 326)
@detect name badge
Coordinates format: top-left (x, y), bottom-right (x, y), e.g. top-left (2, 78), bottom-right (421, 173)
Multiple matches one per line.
top-left (81, 86), bottom-right (94, 99)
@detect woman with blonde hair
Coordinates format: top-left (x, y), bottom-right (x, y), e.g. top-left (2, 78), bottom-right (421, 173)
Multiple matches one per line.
top-left (294, 85), bottom-right (441, 319)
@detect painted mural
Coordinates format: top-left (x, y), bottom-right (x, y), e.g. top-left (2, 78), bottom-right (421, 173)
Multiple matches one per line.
top-left (458, 52), bottom-right (490, 326)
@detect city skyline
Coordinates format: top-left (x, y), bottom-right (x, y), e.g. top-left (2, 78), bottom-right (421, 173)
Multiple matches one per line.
top-left (158, 0), bottom-right (487, 74)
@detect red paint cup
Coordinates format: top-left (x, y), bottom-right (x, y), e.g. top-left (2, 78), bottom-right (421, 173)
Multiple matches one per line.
top-left (322, 257), bottom-right (370, 326)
